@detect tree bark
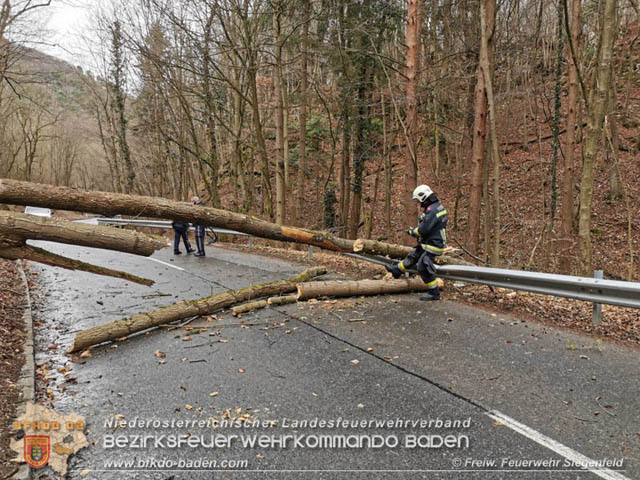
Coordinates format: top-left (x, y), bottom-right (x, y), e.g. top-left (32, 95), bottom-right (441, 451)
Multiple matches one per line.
top-left (0, 180), bottom-right (471, 263)
top-left (296, 0), bottom-right (309, 226)
top-left (273, 4), bottom-right (286, 225)
top-left (402, 0), bottom-right (422, 224)
top-left (0, 211), bottom-right (163, 285)
top-left (296, 277), bottom-right (442, 301)
top-left (480, 0), bottom-right (501, 266)
top-left (232, 299), bottom-right (267, 316)
top-left (70, 267), bottom-right (326, 351)
top-left (0, 243), bottom-right (154, 286)
top-left (248, 54), bottom-right (273, 217)
top-left (0, 211), bottom-right (164, 255)
top-left (559, 0), bottom-right (581, 273)
top-left (267, 294), bottom-right (297, 305)
top-left (577, 0), bottom-right (617, 275)
top-left (467, 0), bottom-right (491, 254)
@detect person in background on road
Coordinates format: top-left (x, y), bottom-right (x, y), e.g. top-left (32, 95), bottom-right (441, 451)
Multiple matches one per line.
top-left (385, 184), bottom-right (448, 301)
top-left (172, 218), bottom-right (194, 255)
top-left (191, 196), bottom-right (206, 257)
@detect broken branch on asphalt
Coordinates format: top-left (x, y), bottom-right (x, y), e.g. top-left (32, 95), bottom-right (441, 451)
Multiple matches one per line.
top-left (69, 267), bottom-right (328, 352)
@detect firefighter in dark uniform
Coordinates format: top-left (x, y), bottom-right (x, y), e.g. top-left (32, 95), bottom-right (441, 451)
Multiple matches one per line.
top-left (385, 184), bottom-right (447, 301)
top-left (191, 196), bottom-right (206, 257)
top-left (172, 219), bottom-right (194, 255)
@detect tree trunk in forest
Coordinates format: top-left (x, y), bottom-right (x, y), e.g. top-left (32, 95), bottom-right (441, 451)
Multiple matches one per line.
top-left (340, 104), bottom-right (351, 231)
top-left (480, 0), bottom-right (501, 266)
top-left (296, 277), bottom-right (443, 301)
top-left (467, 0), bottom-right (491, 255)
top-left (203, 11), bottom-right (220, 207)
top-left (402, 0), bottom-right (421, 225)
top-left (70, 267), bottom-right (327, 351)
top-left (559, 0), bottom-right (581, 273)
top-left (273, 5), bottom-right (286, 225)
top-left (577, 0), bottom-right (617, 275)
top-left (607, 71), bottom-right (622, 200)
top-left (248, 55), bottom-right (273, 217)
top-left (297, 0), bottom-right (309, 227)
top-left (348, 66), bottom-right (371, 239)
top-left (110, 20), bottom-right (135, 194)
top-left (550, 0), bottom-right (564, 225)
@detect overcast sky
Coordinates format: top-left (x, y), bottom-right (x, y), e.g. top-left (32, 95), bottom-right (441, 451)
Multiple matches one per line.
top-left (40, 0), bottom-right (96, 70)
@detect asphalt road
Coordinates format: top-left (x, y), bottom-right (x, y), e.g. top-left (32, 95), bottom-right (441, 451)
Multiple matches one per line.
top-left (26, 240), bottom-right (639, 479)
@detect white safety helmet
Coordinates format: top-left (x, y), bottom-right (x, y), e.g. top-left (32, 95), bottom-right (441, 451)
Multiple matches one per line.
top-left (412, 184), bottom-right (433, 203)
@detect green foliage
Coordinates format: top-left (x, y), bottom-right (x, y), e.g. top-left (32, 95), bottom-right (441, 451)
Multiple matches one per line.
top-left (306, 114), bottom-right (329, 151)
top-left (369, 117), bottom-right (383, 134)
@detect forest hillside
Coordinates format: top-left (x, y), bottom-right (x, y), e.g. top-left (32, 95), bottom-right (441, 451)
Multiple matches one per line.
top-left (0, 0), bottom-right (638, 280)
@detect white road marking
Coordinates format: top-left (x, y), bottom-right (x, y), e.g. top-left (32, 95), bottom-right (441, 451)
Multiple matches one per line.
top-left (487, 410), bottom-right (630, 480)
top-left (147, 257), bottom-right (184, 271)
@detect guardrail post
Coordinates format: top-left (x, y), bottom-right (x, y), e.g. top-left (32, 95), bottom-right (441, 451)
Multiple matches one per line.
top-left (308, 245), bottom-right (313, 261)
top-left (592, 270), bottom-right (603, 325)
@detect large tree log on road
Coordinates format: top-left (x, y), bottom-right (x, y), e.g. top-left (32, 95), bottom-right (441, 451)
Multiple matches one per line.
top-left (0, 211), bottom-right (164, 285)
top-left (0, 211), bottom-right (164, 255)
top-left (0, 180), bottom-right (466, 264)
top-left (70, 267), bottom-right (327, 352)
top-left (296, 278), bottom-right (442, 300)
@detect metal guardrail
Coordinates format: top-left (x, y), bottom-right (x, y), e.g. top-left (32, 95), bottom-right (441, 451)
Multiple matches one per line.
top-left (435, 264), bottom-right (640, 309)
top-left (97, 217), bottom-right (640, 309)
top-left (344, 252), bottom-right (640, 309)
top-left (95, 217), bottom-right (249, 237)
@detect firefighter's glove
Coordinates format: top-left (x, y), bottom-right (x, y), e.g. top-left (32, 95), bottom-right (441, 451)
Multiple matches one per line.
top-left (407, 226), bottom-right (420, 238)
top-left (385, 263), bottom-right (403, 279)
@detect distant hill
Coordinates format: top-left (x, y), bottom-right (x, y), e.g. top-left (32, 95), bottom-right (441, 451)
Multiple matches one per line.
top-left (2, 46), bottom-right (112, 190)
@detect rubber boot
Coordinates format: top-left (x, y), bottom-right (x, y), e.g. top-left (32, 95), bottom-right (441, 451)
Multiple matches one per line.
top-left (419, 286), bottom-right (440, 301)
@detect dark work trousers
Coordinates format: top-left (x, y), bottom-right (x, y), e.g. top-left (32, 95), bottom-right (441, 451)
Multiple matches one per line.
top-left (195, 225), bottom-right (206, 255)
top-left (173, 227), bottom-right (192, 253)
top-left (404, 247), bottom-right (439, 291)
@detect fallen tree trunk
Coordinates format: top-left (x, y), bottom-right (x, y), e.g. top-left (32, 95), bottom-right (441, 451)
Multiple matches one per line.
top-left (0, 180), bottom-right (467, 264)
top-left (0, 211), bottom-right (164, 255)
top-left (353, 238), bottom-right (412, 258)
top-left (296, 277), bottom-right (442, 300)
top-left (353, 239), bottom-right (474, 266)
top-left (0, 179), bottom-right (353, 251)
top-left (70, 266), bottom-right (326, 352)
top-left (0, 211), bottom-right (164, 285)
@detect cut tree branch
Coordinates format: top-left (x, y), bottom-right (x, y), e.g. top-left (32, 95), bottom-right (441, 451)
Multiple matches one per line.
top-left (70, 267), bottom-right (327, 352)
top-left (296, 278), bottom-right (444, 300)
top-left (0, 244), bottom-right (154, 286)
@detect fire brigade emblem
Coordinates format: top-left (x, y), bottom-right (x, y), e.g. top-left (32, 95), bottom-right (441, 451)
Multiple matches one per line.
top-left (24, 435), bottom-right (50, 468)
